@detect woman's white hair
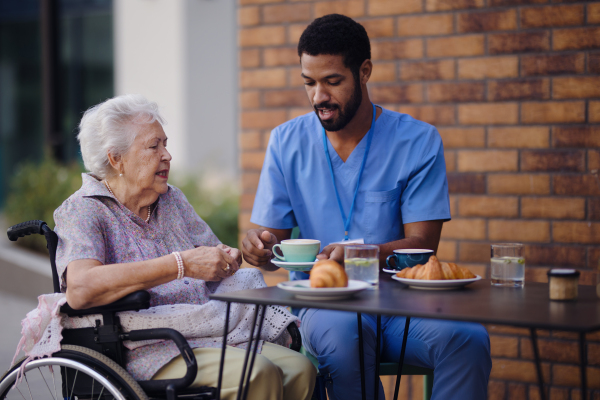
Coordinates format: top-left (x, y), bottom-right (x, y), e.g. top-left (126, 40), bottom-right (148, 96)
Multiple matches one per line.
top-left (77, 94), bottom-right (166, 179)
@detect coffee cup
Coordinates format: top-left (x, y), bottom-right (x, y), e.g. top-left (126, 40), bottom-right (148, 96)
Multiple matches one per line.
top-left (386, 249), bottom-right (434, 271)
top-left (272, 239), bottom-right (321, 263)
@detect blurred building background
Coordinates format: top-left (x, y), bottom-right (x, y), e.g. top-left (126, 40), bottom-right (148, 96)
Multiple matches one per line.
top-left (237, 0), bottom-right (600, 398)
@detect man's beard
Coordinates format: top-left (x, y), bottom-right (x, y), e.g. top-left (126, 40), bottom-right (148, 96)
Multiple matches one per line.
top-left (314, 78), bottom-right (362, 132)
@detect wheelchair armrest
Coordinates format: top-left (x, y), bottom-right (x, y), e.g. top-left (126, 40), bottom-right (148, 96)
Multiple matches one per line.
top-left (60, 290), bottom-right (151, 317)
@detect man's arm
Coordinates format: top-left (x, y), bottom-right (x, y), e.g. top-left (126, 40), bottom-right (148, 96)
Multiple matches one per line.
top-left (318, 220), bottom-right (444, 268)
top-left (242, 227), bottom-right (292, 271)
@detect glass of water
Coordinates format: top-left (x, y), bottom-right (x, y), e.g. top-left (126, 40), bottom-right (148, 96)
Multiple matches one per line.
top-left (491, 243), bottom-right (525, 288)
top-left (344, 245), bottom-right (380, 287)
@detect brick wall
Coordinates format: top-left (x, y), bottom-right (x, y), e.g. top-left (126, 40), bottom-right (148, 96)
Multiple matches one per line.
top-left (237, 0), bottom-right (600, 398)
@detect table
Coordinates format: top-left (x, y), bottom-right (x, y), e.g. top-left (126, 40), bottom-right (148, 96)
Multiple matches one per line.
top-left (210, 273), bottom-right (600, 400)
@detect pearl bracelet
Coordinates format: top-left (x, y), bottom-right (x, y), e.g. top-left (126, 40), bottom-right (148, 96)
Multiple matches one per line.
top-left (172, 251), bottom-right (185, 280)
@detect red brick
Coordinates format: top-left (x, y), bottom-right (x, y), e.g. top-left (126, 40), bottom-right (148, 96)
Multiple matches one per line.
top-left (590, 53), bottom-right (600, 74)
top-left (314, 0), bottom-right (365, 18)
top-left (239, 211), bottom-right (259, 232)
top-left (520, 4), bottom-right (584, 28)
top-left (591, 150), bottom-right (600, 171)
top-left (263, 89), bottom-right (307, 107)
top-left (553, 222), bottom-right (600, 244)
top-left (489, 32), bottom-right (550, 54)
top-left (488, 78), bottom-right (549, 101)
top-left (426, 0), bottom-right (484, 12)
top-left (288, 24), bottom-right (308, 45)
top-left (398, 105), bottom-right (455, 125)
top-left (288, 67), bottom-right (304, 87)
top-left (458, 103), bottom-right (519, 125)
top-left (458, 150), bottom-right (518, 172)
top-left (370, 63), bottom-right (396, 83)
top-left (437, 239), bottom-right (457, 261)
top-left (240, 192), bottom-right (256, 211)
top-left (488, 126), bottom-right (549, 148)
top-left (489, 220), bottom-right (551, 242)
top-left (487, 381), bottom-right (506, 400)
top-left (488, 174), bottom-right (550, 195)
top-left (508, 383), bottom-right (527, 400)
top-left (447, 173), bottom-right (486, 194)
top-left (591, 101), bottom-right (600, 123)
top-left (552, 365), bottom-right (600, 389)
top-left (521, 53), bottom-right (585, 76)
top-left (241, 172), bottom-right (261, 192)
top-left (263, 4), bottom-right (311, 23)
top-left (590, 198), bottom-right (600, 221)
top-left (287, 107), bottom-right (312, 120)
top-left (522, 197), bottom-right (586, 219)
top-left (441, 218), bottom-right (486, 240)
top-left (459, 196), bottom-right (519, 217)
top-left (458, 9), bottom-right (517, 33)
top-left (397, 14), bottom-right (454, 37)
top-left (490, 359), bottom-right (550, 383)
top-left (439, 127), bottom-right (485, 148)
top-left (553, 126), bottom-right (600, 148)
top-left (427, 35), bottom-right (485, 58)
top-left (486, 325), bottom-right (531, 335)
top-left (240, 151), bottom-right (265, 170)
top-left (553, 77), bottom-right (600, 99)
top-left (521, 150), bottom-right (585, 172)
top-left (371, 39), bottom-right (424, 60)
top-left (521, 101), bottom-right (585, 124)
top-left (457, 241), bottom-right (490, 262)
top-left (239, 131), bottom-right (262, 150)
top-left (240, 49), bottom-right (261, 68)
top-left (238, 6), bottom-right (260, 26)
top-left (554, 175), bottom-right (600, 196)
top-left (490, 335), bottom-right (519, 358)
top-left (368, 0), bottom-right (422, 16)
top-left (360, 18), bottom-right (395, 38)
top-left (554, 27), bottom-right (600, 51)
top-left (370, 84), bottom-right (423, 104)
top-left (428, 82), bottom-right (485, 103)
top-left (458, 56), bottom-right (519, 79)
top-left (239, 26), bottom-right (286, 47)
top-left (241, 110), bottom-right (287, 129)
top-left (239, 0), bottom-right (283, 5)
top-left (263, 47), bottom-right (299, 67)
top-left (590, 3), bottom-right (600, 24)
top-left (523, 244), bottom-right (587, 267)
top-left (240, 68), bottom-right (286, 89)
top-left (240, 91), bottom-right (261, 109)
top-left (490, 0), bottom-right (546, 5)
top-left (400, 60), bottom-right (455, 81)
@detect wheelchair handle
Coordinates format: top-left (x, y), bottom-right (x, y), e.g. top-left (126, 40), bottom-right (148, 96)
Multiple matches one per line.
top-left (125, 328), bottom-right (198, 392)
top-left (7, 220), bottom-right (48, 241)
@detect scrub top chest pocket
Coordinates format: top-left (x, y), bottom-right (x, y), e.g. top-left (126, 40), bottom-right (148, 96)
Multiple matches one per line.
top-left (363, 186), bottom-right (402, 244)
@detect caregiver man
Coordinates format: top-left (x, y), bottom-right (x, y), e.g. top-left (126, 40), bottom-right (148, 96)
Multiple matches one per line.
top-left (242, 14), bottom-right (491, 400)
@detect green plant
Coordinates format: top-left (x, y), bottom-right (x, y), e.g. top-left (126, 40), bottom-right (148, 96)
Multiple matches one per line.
top-left (5, 158), bottom-right (83, 253)
top-left (176, 176), bottom-right (239, 248)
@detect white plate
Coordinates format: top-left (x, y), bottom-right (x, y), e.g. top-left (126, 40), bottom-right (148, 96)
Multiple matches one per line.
top-left (271, 259), bottom-right (316, 272)
top-left (383, 268), bottom-right (401, 274)
top-left (277, 280), bottom-right (371, 300)
top-left (391, 275), bottom-right (482, 290)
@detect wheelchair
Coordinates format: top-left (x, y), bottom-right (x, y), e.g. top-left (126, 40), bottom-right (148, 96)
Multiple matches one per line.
top-left (1, 220), bottom-right (302, 400)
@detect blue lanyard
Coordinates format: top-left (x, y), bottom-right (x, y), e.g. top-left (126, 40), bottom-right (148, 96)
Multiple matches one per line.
top-left (322, 103), bottom-right (377, 241)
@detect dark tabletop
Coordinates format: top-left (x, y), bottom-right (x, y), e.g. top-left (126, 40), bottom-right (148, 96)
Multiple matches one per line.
top-left (210, 273), bottom-right (600, 332)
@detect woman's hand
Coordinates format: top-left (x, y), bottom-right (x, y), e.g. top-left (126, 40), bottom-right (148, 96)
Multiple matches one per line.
top-left (217, 243), bottom-right (243, 268)
top-left (181, 246), bottom-right (240, 281)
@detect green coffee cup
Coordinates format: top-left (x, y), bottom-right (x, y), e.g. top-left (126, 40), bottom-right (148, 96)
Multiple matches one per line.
top-left (272, 239), bottom-right (321, 263)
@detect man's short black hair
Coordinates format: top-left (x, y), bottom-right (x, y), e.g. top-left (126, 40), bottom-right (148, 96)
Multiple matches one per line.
top-left (298, 14), bottom-right (371, 78)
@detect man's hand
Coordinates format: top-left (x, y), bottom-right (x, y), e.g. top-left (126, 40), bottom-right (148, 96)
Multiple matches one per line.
top-left (242, 228), bottom-right (278, 267)
top-left (317, 244), bottom-right (345, 265)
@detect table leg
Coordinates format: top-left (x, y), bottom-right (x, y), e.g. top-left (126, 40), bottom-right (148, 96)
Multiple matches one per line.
top-left (242, 305), bottom-right (267, 400)
top-left (216, 301), bottom-right (231, 400)
top-left (375, 315), bottom-right (381, 400)
top-left (236, 304), bottom-right (261, 400)
top-left (579, 332), bottom-right (587, 400)
top-left (530, 328), bottom-right (546, 400)
top-left (357, 313), bottom-right (366, 400)
top-left (393, 316), bottom-right (411, 400)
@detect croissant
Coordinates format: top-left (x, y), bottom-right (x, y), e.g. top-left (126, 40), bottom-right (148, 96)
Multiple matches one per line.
top-left (310, 259), bottom-right (348, 288)
top-left (396, 255), bottom-right (476, 280)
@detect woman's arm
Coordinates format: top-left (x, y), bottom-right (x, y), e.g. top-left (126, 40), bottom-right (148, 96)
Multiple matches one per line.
top-left (66, 246), bottom-right (240, 309)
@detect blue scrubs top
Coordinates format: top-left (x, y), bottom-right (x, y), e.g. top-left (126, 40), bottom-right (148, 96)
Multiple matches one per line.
top-left (251, 107), bottom-right (451, 281)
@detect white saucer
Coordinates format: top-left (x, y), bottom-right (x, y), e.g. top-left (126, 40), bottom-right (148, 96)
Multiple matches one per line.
top-left (271, 259), bottom-right (316, 272)
top-left (391, 275), bottom-right (482, 290)
top-left (277, 280), bottom-right (371, 300)
top-left (383, 268), bottom-right (401, 274)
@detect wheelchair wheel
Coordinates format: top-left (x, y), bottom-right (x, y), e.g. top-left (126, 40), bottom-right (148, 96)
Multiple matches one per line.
top-left (0, 345), bottom-right (148, 400)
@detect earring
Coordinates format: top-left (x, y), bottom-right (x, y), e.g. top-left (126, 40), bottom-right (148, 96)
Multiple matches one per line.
top-left (119, 173), bottom-right (123, 177)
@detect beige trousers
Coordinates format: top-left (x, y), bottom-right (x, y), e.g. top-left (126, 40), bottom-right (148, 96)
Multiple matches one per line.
top-left (153, 342), bottom-right (316, 400)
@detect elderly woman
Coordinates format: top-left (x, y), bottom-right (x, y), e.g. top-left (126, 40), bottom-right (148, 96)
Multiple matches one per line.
top-left (54, 94), bottom-right (315, 400)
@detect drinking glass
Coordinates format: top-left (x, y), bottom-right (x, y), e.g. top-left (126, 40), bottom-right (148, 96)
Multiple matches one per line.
top-left (490, 243), bottom-right (525, 288)
top-left (344, 245), bottom-right (380, 287)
